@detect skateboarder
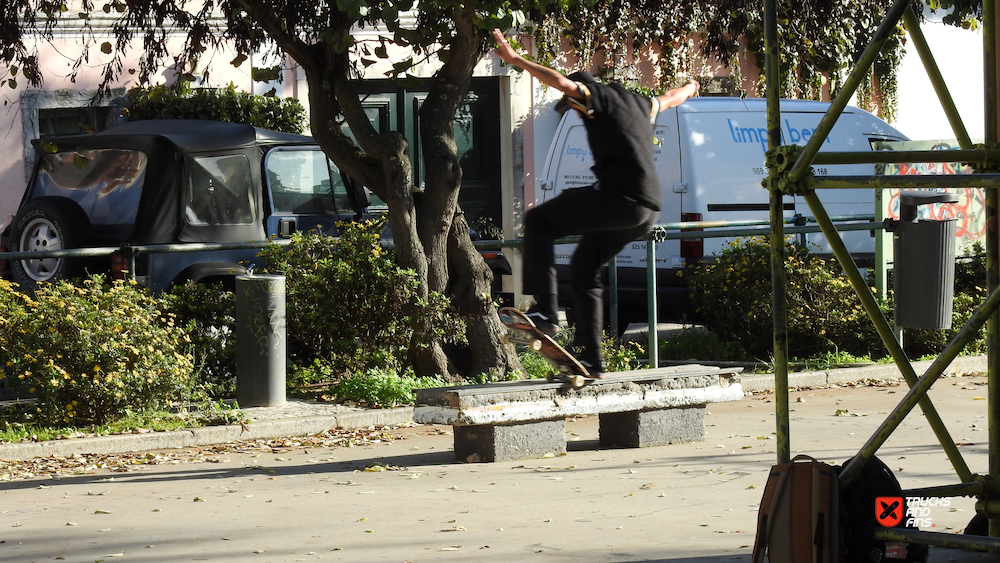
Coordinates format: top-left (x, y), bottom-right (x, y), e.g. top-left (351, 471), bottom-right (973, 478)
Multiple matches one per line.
top-left (492, 28), bottom-right (699, 376)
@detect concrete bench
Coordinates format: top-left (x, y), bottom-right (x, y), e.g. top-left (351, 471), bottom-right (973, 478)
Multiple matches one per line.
top-left (413, 364), bottom-right (743, 462)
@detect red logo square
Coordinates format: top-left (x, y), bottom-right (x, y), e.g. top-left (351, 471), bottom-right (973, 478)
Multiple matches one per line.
top-left (876, 496), bottom-right (904, 527)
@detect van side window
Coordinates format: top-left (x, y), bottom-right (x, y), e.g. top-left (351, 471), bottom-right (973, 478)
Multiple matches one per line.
top-left (186, 155), bottom-right (255, 226)
top-left (35, 149), bottom-right (146, 226)
top-left (265, 147), bottom-right (351, 214)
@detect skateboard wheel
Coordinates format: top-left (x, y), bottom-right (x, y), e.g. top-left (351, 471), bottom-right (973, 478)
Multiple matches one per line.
top-left (501, 334), bottom-right (511, 345)
top-left (545, 371), bottom-right (555, 382)
top-left (530, 338), bottom-right (543, 352)
top-left (570, 375), bottom-right (585, 388)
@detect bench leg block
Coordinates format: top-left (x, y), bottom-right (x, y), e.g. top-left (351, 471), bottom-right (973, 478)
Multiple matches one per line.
top-left (454, 419), bottom-right (567, 462)
top-left (599, 406), bottom-right (706, 448)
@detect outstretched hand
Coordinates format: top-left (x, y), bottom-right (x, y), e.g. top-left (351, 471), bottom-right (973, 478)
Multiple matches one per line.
top-left (492, 29), bottom-right (520, 65)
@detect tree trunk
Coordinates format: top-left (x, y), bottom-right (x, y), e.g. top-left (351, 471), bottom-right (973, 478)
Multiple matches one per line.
top-left (248, 7), bottom-right (519, 381)
top-left (447, 209), bottom-right (524, 378)
top-left (412, 7), bottom-right (523, 379)
top-left (305, 50), bottom-right (453, 378)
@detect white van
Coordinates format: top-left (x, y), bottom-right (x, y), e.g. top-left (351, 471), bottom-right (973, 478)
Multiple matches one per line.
top-left (538, 96), bottom-right (908, 322)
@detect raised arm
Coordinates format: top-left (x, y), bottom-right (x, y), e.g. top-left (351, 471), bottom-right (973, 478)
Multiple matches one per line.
top-left (656, 79), bottom-right (700, 111)
top-left (492, 29), bottom-right (583, 99)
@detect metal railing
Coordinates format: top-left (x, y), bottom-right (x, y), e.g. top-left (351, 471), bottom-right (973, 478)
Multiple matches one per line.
top-left (472, 213), bottom-right (883, 368)
top-left (2, 214), bottom-right (880, 370)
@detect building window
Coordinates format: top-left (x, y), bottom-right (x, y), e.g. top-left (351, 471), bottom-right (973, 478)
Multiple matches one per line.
top-left (37, 106), bottom-right (113, 138)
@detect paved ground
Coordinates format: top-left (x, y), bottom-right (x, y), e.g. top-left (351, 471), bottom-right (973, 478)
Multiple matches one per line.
top-left (2, 364), bottom-right (999, 562)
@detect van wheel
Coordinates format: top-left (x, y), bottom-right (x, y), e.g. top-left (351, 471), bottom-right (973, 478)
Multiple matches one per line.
top-left (10, 197), bottom-right (94, 291)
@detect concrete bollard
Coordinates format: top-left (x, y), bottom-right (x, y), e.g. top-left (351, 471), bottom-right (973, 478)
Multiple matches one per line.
top-left (235, 274), bottom-right (286, 407)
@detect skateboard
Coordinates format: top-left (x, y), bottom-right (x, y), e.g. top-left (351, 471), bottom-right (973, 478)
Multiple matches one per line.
top-left (498, 306), bottom-right (592, 388)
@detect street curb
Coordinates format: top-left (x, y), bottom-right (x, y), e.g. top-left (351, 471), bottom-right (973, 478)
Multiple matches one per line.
top-left (738, 355), bottom-right (988, 393)
top-left (0, 407), bottom-right (413, 462)
top-left (0, 356), bottom-right (989, 461)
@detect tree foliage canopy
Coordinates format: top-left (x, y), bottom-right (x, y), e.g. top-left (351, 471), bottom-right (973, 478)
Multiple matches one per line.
top-left (526, 0), bottom-right (982, 122)
top-left (0, 1), bottom-right (983, 124)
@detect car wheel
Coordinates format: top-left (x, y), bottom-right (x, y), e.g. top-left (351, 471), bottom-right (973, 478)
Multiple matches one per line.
top-left (10, 197), bottom-right (94, 291)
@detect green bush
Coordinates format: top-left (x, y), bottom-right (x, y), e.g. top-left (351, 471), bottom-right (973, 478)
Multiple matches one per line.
top-left (688, 237), bottom-right (882, 360)
top-left (334, 368), bottom-right (448, 408)
top-left (159, 281), bottom-right (236, 397)
top-left (687, 237), bottom-right (987, 362)
top-left (659, 327), bottom-right (748, 363)
top-left (0, 276), bottom-right (193, 425)
top-left (257, 221), bottom-right (466, 375)
top-left (125, 84), bottom-right (307, 134)
top-left (286, 359), bottom-right (448, 407)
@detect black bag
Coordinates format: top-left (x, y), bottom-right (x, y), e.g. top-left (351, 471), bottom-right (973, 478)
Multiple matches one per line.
top-left (839, 455), bottom-right (928, 563)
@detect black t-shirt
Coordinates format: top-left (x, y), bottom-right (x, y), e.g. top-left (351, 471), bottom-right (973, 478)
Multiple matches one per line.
top-left (577, 81), bottom-right (661, 212)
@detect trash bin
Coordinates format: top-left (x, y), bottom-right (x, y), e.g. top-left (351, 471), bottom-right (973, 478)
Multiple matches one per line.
top-left (892, 191), bottom-right (959, 330)
top-left (235, 274), bottom-right (286, 407)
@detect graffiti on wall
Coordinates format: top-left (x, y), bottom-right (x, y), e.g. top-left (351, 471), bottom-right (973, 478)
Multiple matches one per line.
top-left (880, 141), bottom-right (985, 252)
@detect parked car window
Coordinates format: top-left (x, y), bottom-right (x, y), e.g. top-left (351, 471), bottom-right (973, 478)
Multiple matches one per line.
top-left (185, 154), bottom-right (255, 226)
top-left (35, 149), bottom-right (145, 226)
top-left (265, 147), bottom-right (352, 214)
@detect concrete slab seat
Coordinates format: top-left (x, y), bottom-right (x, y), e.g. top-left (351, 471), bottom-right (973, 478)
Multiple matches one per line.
top-left (413, 365), bottom-right (743, 462)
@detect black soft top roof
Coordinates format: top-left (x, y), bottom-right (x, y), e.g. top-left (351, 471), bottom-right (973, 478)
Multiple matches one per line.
top-left (39, 119), bottom-right (316, 153)
top-left (27, 120), bottom-right (317, 245)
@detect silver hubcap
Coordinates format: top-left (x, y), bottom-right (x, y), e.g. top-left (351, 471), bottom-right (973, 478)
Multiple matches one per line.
top-left (18, 217), bottom-right (63, 281)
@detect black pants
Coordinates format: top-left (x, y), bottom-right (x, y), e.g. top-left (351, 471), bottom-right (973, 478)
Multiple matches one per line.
top-left (522, 186), bottom-right (658, 354)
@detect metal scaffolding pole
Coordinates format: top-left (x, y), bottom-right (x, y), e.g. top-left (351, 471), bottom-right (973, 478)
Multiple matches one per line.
top-left (901, 6), bottom-right (975, 150)
top-left (805, 190), bottom-right (973, 486)
top-left (785, 0), bottom-right (913, 187)
top-left (763, 0), bottom-right (790, 465)
top-left (983, 0), bottom-right (1000, 541)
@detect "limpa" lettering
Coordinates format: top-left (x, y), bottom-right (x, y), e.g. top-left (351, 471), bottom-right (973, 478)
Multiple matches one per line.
top-left (565, 145), bottom-right (594, 162)
top-left (727, 119), bottom-right (832, 152)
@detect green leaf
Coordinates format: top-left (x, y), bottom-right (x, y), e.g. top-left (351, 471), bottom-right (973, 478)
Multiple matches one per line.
top-left (391, 58), bottom-right (413, 73)
top-left (231, 54), bottom-right (248, 68)
top-left (73, 152), bottom-right (91, 169)
top-left (335, 0), bottom-right (368, 18)
top-left (251, 65), bottom-right (281, 83)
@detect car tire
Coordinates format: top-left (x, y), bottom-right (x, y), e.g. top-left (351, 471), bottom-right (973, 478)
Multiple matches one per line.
top-left (10, 197), bottom-right (94, 291)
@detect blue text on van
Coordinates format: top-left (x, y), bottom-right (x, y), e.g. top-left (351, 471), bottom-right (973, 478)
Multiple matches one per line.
top-left (566, 145), bottom-right (594, 162)
top-left (728, 119), bottom-right (832, 152)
